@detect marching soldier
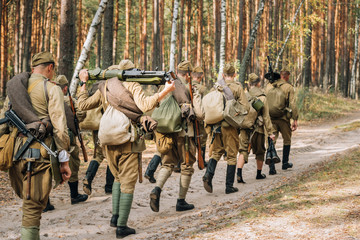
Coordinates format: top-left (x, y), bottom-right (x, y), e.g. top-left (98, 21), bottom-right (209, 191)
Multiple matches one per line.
top-left (77, 59), bottom-right (175, 239)
top-left (202, 63), bottom-right (249, 194)
top-left (149, 60), bottom-right (204, 212)
top-left (237, 73), bottom-right (276, 183)
top-left (265, 68), bottom-right (299, 174)
top-left (6, 52), bottom-right (71, 239)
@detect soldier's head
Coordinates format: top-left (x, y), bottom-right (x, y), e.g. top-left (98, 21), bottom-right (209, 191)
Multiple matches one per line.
top-left (118, 59), bottom-right (135, 70)
top-left (31, 52), bottom-right (56, 79)
top-left (53, 75), bottom-right (69, 95)
top-left (177, 60), bottom-right (193, 79)
top-left (222, 63), bottom-right (236, 81)
top-left (248, 73), bottom-right (261, 88)
top-left (192, 66), bottom-right (204, 83)
top-left (280, 68), bottom-right (290, 82)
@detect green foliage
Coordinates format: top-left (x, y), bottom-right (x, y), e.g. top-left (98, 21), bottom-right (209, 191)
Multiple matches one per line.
top-left (296, 89), bottom-right (360, 121)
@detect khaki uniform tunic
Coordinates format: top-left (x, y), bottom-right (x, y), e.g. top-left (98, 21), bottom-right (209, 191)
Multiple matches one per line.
top-left (160, 76), bottom-right (204, 176)
top-left (77, 82), bottom-right (159, 194)
top-left (239, 87), bottom-right (275, 162)
top-left (210, 80), bottom-right (249, 165)
top-left (8, 73), bottom-right (70, 227)
top-left (265, 79), bottom-right (298, 145)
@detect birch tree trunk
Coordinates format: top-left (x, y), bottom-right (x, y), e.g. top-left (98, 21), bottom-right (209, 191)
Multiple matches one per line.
top-left (218, 0), bottom-right (226, 78)
top-left (238, 0), bottom-right (265, 84)
top-left (350, 5), bottom-right (360, 99)
top-left (169, 0), bottom-right (179, 72)
top-left (69, 0), bottom-right (109, 96)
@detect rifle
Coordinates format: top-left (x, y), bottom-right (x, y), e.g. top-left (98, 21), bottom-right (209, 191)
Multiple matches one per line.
top-left (264, 56), bottom-right (281, 83)
top-left (0, 109), bottom-right (58, 200)
top-left (79, 68), bottom-right (176, 86)
top-left (186, 68), bottom-right (205, 170)
top-left (67, 89), bottom-right (88, 162)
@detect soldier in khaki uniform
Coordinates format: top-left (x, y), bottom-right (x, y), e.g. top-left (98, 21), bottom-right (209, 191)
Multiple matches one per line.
top-left (202, 63), bottom-right (249, 194)
top-left (150, 60), bottom-right (204, 213)
top-left (6, 52), bottom-right (71, 239)
top-left (265, 68), bottom-right (298, 174)
top-left (237, 73), bottom-right (276, 182)
top-left (192, 66), bottom-right (208, 166)
top-left (78, 59), bottom-right (175, 239)
top-left (53, 75), bottom-right (88, 204)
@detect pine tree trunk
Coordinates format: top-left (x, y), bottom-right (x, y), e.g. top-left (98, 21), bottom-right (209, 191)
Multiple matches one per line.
top-left (218, 0), bottom-right (226, 77)
top-left (77, 0), bottom-right (82, 56)
top-left (1, 0), bottom-right (8, 97)
top-left (350, 3), bottom-right (359, 99)
top-left (159, 0), bottom-right (164, 69)
top-left (96, 22), bottom-right (102, 67)
top-left (102, 0), bottom-right (113, 69)
top-left (196, 0), bottom-right (203, 66)
top-left (214, 0), bottom-right (220, 70)
top-left (152, 0), bottom-right (161, 69)
top-left (69, 0), bottom-right (109, 96)
top-left (177, 0), bottom-right (185, 64)
top-left (44, 0), bottom-right (54, 51)
top-left (14, 0), bottom-right (21, 74)
top-left (124, 0), bottom-right (131, 59)
top-left (237, 0), bottom-right (244, 61)
top-left (238, 0), bottom-right (265, 84)
top-left (343, 1), bottom-right (349, 97)
top-left (112, 0), bottom-right (119, 63)
top-left (303, 0), bottom-right (312, 88)
top-left (169, 0), bottom-right (179, 71)
top-left (22, 0), bottom-right (34, 72)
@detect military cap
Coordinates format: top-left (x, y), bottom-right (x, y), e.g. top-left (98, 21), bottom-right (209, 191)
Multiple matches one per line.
top-left (54, 75), bottom-right (69, 86)
top-left (193, 66), bottom-right (204, 74)
top-left (280, 67), bottom-right (290, 74)
top-left (118, 59), bottom-right (135, 70)
top-left (223, 63), bottom-right (236, 75)
top-left (177, 60), bottom-right (193, 72)
top-left (248, 73), bottom-right (260, 84)
top-left (32, 52), bottom-right (55, 67)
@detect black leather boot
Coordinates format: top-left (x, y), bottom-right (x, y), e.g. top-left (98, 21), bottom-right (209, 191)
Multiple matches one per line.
top-left (83, 160), bottom-right (100, 195)
top-left (237, 168), bottom-right (246, 183)
top-left (68, 181), bottom-right (88, 204)
top-left (105, 166), bottom-right (114, 194)
top-left (176, 199), bottom-right (195, 211)
top-left (110, 215), bottom-right (119, 227)
top-left (43, 197), bottom-right (55, 212)
top-left (144, 155), bottom-right (161, 183)
top-left (256, 169), bottom-right (266, 179)
top-left (225, 165), bottom-right (238, 194)
top-left (174, 161), bottom-right (181, 173)
top-left (269, 161), bottom-right (277, 175)
top-left (150, 186), bottom-right (162, 212)
top-left (116, 226), bottom-right (136, 239)
top-left (282, 145), bottom-right (293, 170)
top-left (202, 158), bottom-right (217, 193)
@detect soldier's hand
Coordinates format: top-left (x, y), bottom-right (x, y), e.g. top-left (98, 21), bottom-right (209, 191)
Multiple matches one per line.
top-left (164, 80), bottom-right (175, 93)
top-left (60, 161), bottom-right (71, 183)
top-left (269, 134), bottom-right (276, 141)
top-left (291, 120), bottom-right (298, 131)
top-left (79, 69), bottom-right (89, 83)
top-left (76, 110), bottom-right (87, 122)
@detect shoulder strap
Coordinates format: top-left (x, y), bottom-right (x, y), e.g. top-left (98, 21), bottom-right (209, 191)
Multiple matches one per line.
top-left (103, 80), bottom-right (108, 104)
top-left (44, 80), bottom-right (49, 103)
top-left (217, 78), bottom-right (234, 100)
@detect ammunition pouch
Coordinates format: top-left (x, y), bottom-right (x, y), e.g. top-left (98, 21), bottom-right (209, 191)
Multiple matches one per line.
top-left (154, 131), bottom-right (173, 155)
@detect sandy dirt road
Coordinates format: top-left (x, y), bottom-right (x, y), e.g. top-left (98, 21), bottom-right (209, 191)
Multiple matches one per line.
top-left (1, 111), bottom-right (360, 240)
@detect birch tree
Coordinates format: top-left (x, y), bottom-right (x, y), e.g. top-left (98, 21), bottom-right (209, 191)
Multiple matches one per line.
top-left (238, 0), bottom-right (265, 84)
top-left (169, 0), bottom-right (179, 72)
top-left (350, 5), bottom-right (360, 99)
top-left (69, 0), bottom-right (109, 96)
top-left (218, 0), bottom-right (226, 78)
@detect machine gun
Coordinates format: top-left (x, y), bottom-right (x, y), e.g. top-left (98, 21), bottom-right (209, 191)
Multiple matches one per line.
top-left (0, 109), bottom-right (58, 199)
top-left (264, 56), bottom-right (281, 83)
top-left (79, 68), bottom-right (177, 86)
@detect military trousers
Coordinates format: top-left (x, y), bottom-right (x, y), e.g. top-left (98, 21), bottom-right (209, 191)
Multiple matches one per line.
top-left (271, 119), bottom-right (292, 145)
top-left (210, 125), bottom-right (239, 166)
top-left (161, 134), bottom-right (196, 176)
top-left (92, 130), bottom-right (105, 164)
top-left (105, 142), bottom-right (138, 194)
top-left (9, 138), bottom-right (52, 227)
top-left (239, 129), bottom-right (266, 162)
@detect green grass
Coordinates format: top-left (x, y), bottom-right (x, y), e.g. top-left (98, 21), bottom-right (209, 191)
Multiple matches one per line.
top-left (296, 89), bottom-right (360, 121)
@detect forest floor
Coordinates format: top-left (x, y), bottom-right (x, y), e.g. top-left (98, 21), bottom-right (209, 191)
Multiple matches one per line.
top-left (1, 111), bottom-right (360, 239)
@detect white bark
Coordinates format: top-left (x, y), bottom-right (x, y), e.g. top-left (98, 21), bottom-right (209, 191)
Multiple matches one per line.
top-left (218, 0), bottom-right (226, 79)
top-left (275, 0), bottom-right (305, 70)
top-left (238, 0), bottom-right (265, 84)
top-left (350, 5), bottom-right (360, 99)
top-left (169, 0), bottom-right (179, 72)
top-left (69, 0), bottom-right (109, 96)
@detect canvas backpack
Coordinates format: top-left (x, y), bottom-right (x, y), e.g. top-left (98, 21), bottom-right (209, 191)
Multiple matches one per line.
top-left (98, 81), bottom-right (134, 146)
top-left (267, 83), bottom-right (287, 118)
top-left (239, 92), bottom-right (265, 129)
top-left (151, 95), bottom-right (182, 134)
top-left (202, 83), bottom-right (227, 125)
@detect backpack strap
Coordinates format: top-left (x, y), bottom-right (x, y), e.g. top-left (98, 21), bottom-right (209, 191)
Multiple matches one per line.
top-left (103, 80), bottom-right (108, 104)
